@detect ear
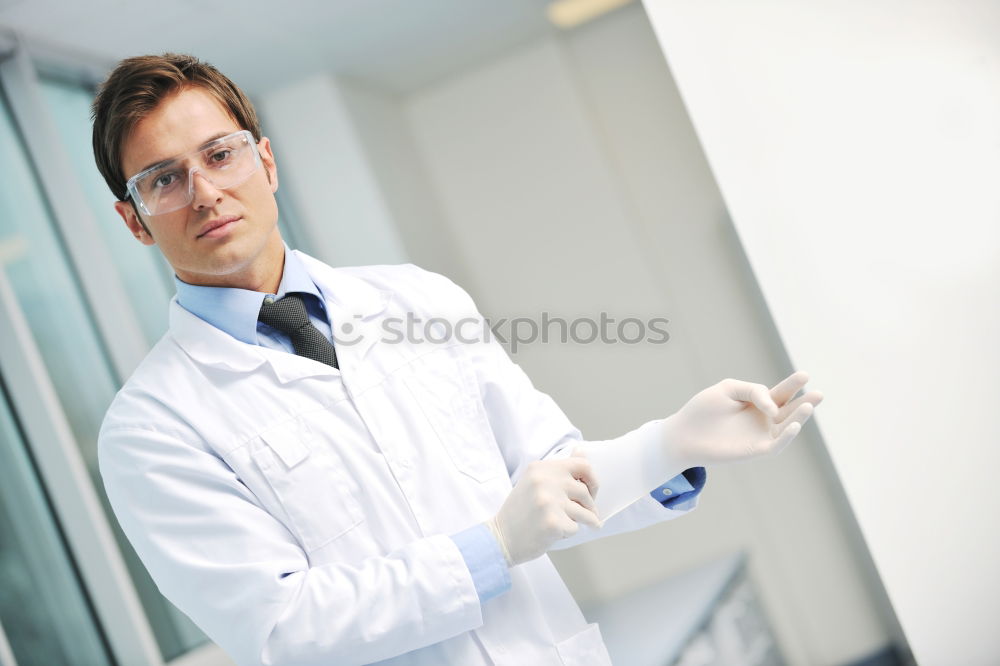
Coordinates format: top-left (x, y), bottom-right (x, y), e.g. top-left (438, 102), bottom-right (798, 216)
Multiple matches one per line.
top-left (258, 136), bottom-right (279, 193)
top-left (114, 199), bottom-right (156, 246)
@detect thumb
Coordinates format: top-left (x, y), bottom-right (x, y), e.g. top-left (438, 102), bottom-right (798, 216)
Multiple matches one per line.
top-left (727, 380), bottom-right (779, 419)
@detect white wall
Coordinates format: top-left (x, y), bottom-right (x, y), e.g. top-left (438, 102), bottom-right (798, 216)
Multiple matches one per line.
top-left (259, 74), bottom-right (473, 284)
top-left (391, 7), bottom-right (899, 665)
top-left (642, 1), bottom-right (1000, 664)
top-left (336, 79), bottom-right (473, 287)
top-left (256, 74), bottom-right (409, 267)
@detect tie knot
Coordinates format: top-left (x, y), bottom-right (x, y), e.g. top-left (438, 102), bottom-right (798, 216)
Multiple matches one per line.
top-left (258, 293), bottom-right (311, 334)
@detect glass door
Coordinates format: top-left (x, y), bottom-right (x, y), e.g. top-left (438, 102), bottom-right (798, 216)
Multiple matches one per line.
top-left (0, 376), bottom-right (111, 665)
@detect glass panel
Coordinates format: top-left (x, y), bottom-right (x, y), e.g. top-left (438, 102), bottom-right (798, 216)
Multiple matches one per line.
top-left (0, 82), bottom-right (208, 659)
top-left (0, 87), bottom-right (116, 497)
top-left (39, 77), bottom-right (172, 346)
top-left (0, 378), bottom-right (111, 666)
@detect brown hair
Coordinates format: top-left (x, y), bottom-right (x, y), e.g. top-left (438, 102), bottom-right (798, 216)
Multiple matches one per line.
top-left (91, 53), bottom-right (262, 202)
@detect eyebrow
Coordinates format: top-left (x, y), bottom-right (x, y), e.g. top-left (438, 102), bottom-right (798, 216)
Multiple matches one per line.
top-left (135, 131), bottom-right (234, 176)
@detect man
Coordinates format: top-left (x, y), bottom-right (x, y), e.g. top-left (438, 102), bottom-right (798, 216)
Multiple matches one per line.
top-left (94, 53), bottom-right (822, 666)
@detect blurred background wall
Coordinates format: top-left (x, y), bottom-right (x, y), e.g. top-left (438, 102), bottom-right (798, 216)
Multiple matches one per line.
top-left (641, 1), bottom-right (1000, 664)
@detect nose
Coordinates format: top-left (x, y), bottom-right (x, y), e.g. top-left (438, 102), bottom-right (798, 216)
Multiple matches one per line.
top-left (188, 167), bottom-right (224, 210)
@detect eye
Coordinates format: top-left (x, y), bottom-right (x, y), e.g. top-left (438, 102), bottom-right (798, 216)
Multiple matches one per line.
top-left (209, 149), bottom-right (233, 164)
top-left (152, 172), bottom-right (179, 189)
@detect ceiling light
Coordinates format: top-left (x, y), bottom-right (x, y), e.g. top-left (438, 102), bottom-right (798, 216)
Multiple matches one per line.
top-left (547, 0), bottom-right (635, 29)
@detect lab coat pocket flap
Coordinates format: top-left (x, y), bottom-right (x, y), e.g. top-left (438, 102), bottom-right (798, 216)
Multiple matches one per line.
top-left (261, 421), bottom-right (310, 468)
top-left (250, 415), bottom-right (365, 552)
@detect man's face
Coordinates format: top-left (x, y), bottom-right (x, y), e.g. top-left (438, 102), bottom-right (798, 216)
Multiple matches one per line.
top-left (114, 86), bottom-right (282, 290)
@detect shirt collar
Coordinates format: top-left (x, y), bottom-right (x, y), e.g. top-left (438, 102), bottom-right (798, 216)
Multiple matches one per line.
top-left (174, 245), bottom-right (324, 345)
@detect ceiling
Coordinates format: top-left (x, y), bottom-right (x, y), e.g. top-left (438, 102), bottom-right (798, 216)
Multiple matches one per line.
top-left (0, 0), bottom-right (562, 96)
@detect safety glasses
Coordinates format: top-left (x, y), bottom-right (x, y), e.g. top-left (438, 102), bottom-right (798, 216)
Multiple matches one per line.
top-left (123, 129), bottom-right (262, 216)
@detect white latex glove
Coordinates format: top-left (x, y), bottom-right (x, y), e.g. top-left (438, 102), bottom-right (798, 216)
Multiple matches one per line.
top-left (665, 371), bottom-right (823, 468)
top-left (577, 371), bottom-right (823, 519)
top-left (486, 457), bottom-right (601, 566)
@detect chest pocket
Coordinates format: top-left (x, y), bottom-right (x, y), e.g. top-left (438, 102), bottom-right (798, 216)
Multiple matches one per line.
top-left (401, 347), bottom-right (505, 483)
top-left (250, 416), bottom-right (364, 552)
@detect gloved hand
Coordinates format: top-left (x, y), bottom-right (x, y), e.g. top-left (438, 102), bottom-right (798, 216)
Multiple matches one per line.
top-left (664, 370), bottom-right (823, 468)
top-left (576, 371), bottom-right (823, 519)
top-left (486, 457), bottom-right (601, 567)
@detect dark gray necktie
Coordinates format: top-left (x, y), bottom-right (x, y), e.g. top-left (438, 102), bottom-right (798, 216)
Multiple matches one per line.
top-left (258, 293), bottom-right (339, 369)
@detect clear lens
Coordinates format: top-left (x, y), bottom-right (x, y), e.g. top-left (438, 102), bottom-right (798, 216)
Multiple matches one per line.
top-left (126, 130), bottom-right (261, 216)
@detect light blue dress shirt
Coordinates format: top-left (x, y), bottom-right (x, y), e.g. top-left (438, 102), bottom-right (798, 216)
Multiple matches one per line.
top-left (174, 248), bottom-right (706, 604)
top-left (174, 246), bottom-right (332, 353)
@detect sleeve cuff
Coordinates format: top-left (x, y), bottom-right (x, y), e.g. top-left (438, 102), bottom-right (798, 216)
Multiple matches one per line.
top-left (650, 467), bottom-right (707, 509)
top-left (450, 523), bottom-right (512, 603)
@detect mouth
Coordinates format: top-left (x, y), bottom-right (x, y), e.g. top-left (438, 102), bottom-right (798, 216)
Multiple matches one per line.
top-left (196, 216), bottom-right (241, 239)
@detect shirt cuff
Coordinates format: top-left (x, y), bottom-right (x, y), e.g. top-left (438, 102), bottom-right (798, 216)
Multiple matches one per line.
top-left (650, 467), bottom-right (707, 509)
top-left (450, 523), bottom-right (512, 603)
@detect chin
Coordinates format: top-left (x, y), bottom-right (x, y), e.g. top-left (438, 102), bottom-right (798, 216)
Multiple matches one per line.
top-left (202, 238), bottom-right (278, 280)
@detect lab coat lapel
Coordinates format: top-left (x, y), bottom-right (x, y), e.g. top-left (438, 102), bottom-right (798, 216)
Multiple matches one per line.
top-left (170, 297), bottom-right (337, 384)
top-left (171, 301), bottom-right (350, 383)
top-left (170, 298), bottom-right (333, 382)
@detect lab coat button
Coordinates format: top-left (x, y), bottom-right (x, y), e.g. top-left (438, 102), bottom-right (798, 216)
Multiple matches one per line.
top-left (264, 296), bottom-right (275, 305)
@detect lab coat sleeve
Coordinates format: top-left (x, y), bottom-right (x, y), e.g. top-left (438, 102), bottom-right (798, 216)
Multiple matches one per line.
top-left (98, 424), bottom-right (484, 666)
top-left (404, 266), bottom-right (702, 549)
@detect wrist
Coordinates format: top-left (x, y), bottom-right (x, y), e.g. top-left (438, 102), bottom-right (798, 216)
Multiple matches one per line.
top-left (485, 517), bottom-right (514, 568)
top-left (660, 413), bottom-right (698, 470)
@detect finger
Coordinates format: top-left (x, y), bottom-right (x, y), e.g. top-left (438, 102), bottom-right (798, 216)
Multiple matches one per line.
top-left (558, 513), bottom-right (580, 538)
top-left (729, 381), bottom-right (779, 419)
top-left (770, 370), bottom-right (810, 408)
top-left (766, 420), bottom-right (802, 456)
top-left (564, 499), bottom-right (603, 529)
top-left (562, 456), bottom-right (600, 498)
top-left (771, 402), bottom-right (814, 438)
top-left (780, 401), bottom-right (815, 428)
top-left (775, 390), bottom-right (823, 423)
top-left (564, 478), bottom-right (597, 512)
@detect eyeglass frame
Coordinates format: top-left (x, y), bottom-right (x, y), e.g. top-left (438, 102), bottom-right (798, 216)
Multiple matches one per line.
top-left (122, 129), bottom-right (263, 217)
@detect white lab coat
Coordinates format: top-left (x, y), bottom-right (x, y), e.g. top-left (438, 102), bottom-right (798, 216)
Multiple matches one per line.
top-left (98, 251), bottom-right (698, 666)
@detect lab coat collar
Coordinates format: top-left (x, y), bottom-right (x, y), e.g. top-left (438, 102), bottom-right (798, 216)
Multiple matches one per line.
top-left (168, 251), bottom-right (392, 380)
top-left (168, 297), bottom-right (268, 373)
